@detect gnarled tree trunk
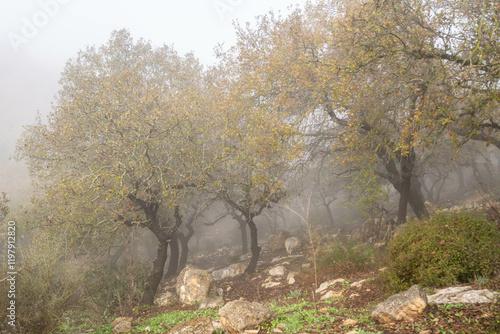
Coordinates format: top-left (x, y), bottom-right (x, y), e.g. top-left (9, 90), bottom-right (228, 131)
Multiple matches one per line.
top-left (244, 215), bottom-right (261, 275)
top-left (164, 232), bottom-right (179, 279)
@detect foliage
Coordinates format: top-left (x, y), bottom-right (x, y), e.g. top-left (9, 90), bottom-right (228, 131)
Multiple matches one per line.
top-left (0, 192), bottom-right (9, 221)
top-left (318, 239), bottom-right (379, 275)
top-left (0, 227), bottom-right (86, 333)
top-left (384, 212), bottom-right (500, 292)
top-left (15, 29), bottom-right (223, 304)
top-left (133, 308), bottom-right (219, 333)
top-left (82, 259), bottom-right (150, 317)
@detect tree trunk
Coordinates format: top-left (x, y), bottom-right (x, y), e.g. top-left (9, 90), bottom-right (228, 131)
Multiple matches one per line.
top-left (408, 178), bottom-right (429, 219)
top-left (164, 233), bottom-right (179, 279)
top-left (232, 214), bottom-right (249, 255)
top-left (141, 235), bottom-right (169, 305)
top-left (244, 216), bottom-right (261, 275)
top-left (178, 224), bottom-right (194, 272)
top-left (397, 151), bottom-right (414, 224)
top-left (239, 219), bottom-right (249, 255)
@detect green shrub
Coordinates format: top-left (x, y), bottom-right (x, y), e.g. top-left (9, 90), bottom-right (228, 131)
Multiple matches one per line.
top-left (384, 212), bottom-right (500, 292)
top-left (0, 229), bottom-right (86, 334)
top-left (318, 240), bottom-right (379, 274)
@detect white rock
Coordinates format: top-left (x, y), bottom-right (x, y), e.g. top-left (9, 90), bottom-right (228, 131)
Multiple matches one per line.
top-left (320, 290), bottom-right (343, 300)
top-left (315, 278), bottom-right (345, 294)
top-left (287, 273), bottom-right (296, 285)
top-left (371, 285), bottom-right (428, 323)
top-left (176, 266), bottom-right (215, 306)
top-left (212, 263), bottom-right (247, 280)
top-left (285, 237), bottom-right (301, 254)
top-left (342, 319), bottom-right (358, 326)
top-left (269, 265), bottom-right (287, 277)
top-left (427, 286), bottom-right (499, 304)
top-left (219, 300), bottom-right (274, 333)
top-left (350, 279), bottom-right (367, 288)
top-left (262, 281), bottom-right (281, 289)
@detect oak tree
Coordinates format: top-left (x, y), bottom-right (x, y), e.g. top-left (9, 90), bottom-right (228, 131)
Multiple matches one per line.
top-left (16, 30), bottom-right (218, 304)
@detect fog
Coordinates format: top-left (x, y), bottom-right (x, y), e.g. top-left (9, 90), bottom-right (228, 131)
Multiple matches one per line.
top-left (0, 0), bottom-right (301, 205)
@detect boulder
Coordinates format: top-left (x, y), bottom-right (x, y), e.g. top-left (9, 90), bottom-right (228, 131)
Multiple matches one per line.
top-left (176, 266), bottom-right (215, 306)
top-left (199, 296), bottom-right (224, 309)
top-left (167, 318), bottom-right (214, 334)
top-left (371, 285), bottom-right (428, 323)
top-left (219, 300), bottom-right (274, 333)
top-left (266, 230), bottom-right (291, 253)
top-left (269, 265), bottom-right (287, 277)
top-left (154, 289), bottom-right (179, 307)
top-left (284, 237), bottom-right (301, 254)
top-left (212, 263), bottom-right (247, 281)
top-left (111, 317), bottom-right (132, 334)
top-left (427, 286), bottom-right (499, 304)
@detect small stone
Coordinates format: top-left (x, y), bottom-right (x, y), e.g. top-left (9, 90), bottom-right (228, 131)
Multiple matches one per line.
top-left (276, 323), bottom-right (287, 329)
top-left (269, 265), bottom-right (287, 276)
top-left (350, 279), bottom-right (366, 288)
top-left (349, 293), bottom-right (360, 299)
top-left (315, 278), bottom-right (345, 294)
top-left (342, 319), bottom-right (358, 326)
top-left (321, 290), bottom-right (343, 300)
top-left (262, 281), bottom-right (281, 289)
top-left (318, 308), bottom-right (329, 314)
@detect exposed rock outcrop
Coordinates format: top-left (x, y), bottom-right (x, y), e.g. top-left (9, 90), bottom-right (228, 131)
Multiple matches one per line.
top-left (427, 286), bottom-right (499, 304)
top-left (212, 263), bottom-right (247, 281)
top-left (176, 266), bottom-right (215, 306)
top-left (371, 285), bottom-right (428, 323)
top-left (219, 300), bottom-right (274, 333)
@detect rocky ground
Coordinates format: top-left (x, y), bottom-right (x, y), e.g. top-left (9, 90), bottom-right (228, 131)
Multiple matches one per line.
top-left (130, 241), bottom-right (500, 334)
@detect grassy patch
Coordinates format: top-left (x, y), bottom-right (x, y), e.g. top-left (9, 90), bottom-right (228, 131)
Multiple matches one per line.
top-left (133, 308), bottom-right (219, 333)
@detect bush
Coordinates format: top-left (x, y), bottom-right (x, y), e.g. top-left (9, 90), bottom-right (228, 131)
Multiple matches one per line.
top-left (318, 239), bottom-right (379, 275)
top-left (0, 229), bottom-right (86, 334)
top-left (384, 211), bottom-right (500, 292)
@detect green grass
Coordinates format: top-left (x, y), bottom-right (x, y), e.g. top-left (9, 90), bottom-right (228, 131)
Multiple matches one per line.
top-left (133, 309), bottom-right (219, 333)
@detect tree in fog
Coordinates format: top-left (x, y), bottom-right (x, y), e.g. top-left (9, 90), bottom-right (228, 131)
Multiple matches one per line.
top-left (205, 62), bottom-right (303, 274)
top-left (16, 30), bottom-right (220, 305)
top-left (225, 0), bottom-right (499, 222)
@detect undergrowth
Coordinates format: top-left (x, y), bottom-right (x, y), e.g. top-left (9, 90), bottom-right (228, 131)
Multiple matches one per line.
top-left (383, 211), bottom-right (500, 292)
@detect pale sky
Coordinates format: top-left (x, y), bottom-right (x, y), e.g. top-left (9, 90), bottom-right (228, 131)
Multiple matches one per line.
top-left (0, 0), bottom-right (303, 203)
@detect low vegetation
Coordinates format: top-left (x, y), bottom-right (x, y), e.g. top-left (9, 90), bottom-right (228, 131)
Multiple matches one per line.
top-left (383, 211), bottom-right (500, 292)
